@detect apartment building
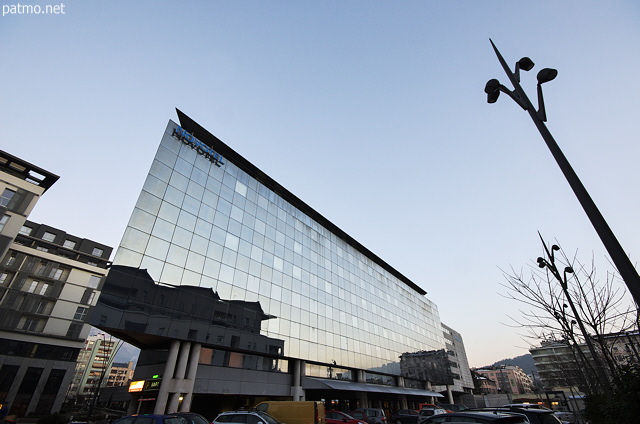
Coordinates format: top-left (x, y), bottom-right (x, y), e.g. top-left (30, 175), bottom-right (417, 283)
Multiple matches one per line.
top-left (0, 151), bottom-right (112, 417)
top-left (474, 365), bottom-right (534, 395)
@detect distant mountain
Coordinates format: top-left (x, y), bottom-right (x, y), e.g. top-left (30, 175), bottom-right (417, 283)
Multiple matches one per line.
top-left (483, 354), bottom-right (538, 377)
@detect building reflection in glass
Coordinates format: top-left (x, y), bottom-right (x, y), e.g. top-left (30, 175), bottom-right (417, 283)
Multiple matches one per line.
top-left (90, 265), bottom-right (285, 372)
top-left (400, 349), bottom-right (454, 386)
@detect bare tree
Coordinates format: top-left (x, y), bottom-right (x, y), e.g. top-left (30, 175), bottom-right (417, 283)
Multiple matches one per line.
top-left (501, 234), bottom-right (638, 395)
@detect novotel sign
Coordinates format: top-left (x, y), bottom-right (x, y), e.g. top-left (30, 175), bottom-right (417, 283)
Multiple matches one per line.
top-left (172, 125), bottom-right (225, 167)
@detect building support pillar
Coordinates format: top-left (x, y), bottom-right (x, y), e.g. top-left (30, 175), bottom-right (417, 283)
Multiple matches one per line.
top-left (396, 377), bottom-right (408, 409)
top-left (154, 340), bottom-right (180, 414)
top-left (357, 370), bottom-right (368, 407)
top-left (180, 342), bottom-right (201, 412)
top-left (446, 385), bottom-right (453, 404)
top-left (291, 359), bottom-right (305, 401)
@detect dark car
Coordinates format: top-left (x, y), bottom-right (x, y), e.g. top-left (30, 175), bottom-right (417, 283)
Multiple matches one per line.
top-left (326, 411), bottom-right (367, 424)
top-left (346, 411), bottom-right (369, 423)
top-left (436, 404), bottom-right (469, 412)
top-left (416, 409), bottom-right (447, 421)
top-left (354, 408), bottom-right (387, 424)
top-left (470, 407), bottom-right (563, 424)
top-left (390, 409), bottom-right (419, 424)
top-left (113, 415), bottom-right (186, 424)
top-left (420, 411), bottom-right (528, 424)
top-left (172, 413), bottom-right (210, 424)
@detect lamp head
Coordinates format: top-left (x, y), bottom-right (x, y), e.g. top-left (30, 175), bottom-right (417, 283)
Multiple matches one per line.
top-left (485, 79), bottom-right (501, 103)
top-left (537, 68), bottom-right (558, 84)
top-left (517, 57), bottom-right (535, 71)
top-left (537, 257), bottom-right (546, 268)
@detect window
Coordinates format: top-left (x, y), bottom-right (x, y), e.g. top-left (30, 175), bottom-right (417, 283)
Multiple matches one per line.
top-left (91, 247), bottom-right (104, 257)
top-left (22, 318), bottom-right (40, 331)
top-left (88, 275), bottom-right (101, 288)
top-left (42, 232), bottom-right (56, 242)
top-left (39, 283), bottom-right (49, 296)
top-left (63, 240), bottom-right (76, 249)
top-left (66, 322), bottom-right (82, 338)
top-left (0, 214), bottom-right (9, 232)
top-left (0, 272), bottom-right (9, 285)
top-left (27, 281), bottom-right (38, 293)
top-left (0, 189), bottom-right (16, 207)
top-left (6, 253), bottom-right (18, 266)
top-left (36, 300), bottom-right (49, 314)
top-left (49, 268), bottom-right (63, 280)
top-left (18, 226), bottom-right (33, 236)
top-left (73, 307), bottom-right (88, 321)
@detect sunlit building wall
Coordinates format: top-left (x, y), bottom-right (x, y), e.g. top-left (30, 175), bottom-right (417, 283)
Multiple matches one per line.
top-left (96, 111), bottom-right (447, 414)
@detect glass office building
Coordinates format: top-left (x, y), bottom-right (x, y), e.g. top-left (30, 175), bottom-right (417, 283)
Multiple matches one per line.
top-left (92, 110), bottom-right (447, 415)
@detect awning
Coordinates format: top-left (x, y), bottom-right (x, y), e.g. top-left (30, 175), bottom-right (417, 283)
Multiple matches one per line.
top-left (303, 377), bottom-right (444, 397)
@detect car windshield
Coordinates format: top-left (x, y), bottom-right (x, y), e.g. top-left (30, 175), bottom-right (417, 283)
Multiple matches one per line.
top-left (537, 413), bottom-right (562, 424)
top-left (175, 415), bottom-right (209, 424)
top-left (256, 413), bottom-right (282, 424)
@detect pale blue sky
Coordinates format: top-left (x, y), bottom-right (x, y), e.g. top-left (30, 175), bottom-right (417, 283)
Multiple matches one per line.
top-left (3, 1), bottom-right (640, 367)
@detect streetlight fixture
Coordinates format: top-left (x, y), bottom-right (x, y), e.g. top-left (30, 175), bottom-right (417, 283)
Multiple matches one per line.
top-left (485, 39), bottom-right (640, 307)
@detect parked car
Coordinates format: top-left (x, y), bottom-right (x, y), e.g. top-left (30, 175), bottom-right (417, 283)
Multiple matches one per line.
top-left (416, 408), bottom-right (447, 422)
top-left (553, 411), bottom-right (575, 423)
top-left (390, 409), bottom-right (419, 424)
top-left (112, 415), bottom-right (186, 424)
top-left (469, 407), bottom-right (563, 424)
top-left (346, 411), bottom-right (369, 423)
top-left (172, 412), bottom-right (210, 424)
top-left (354, 408), bottom-right (387, 424)
top-left (326, 411), bottom-right (367, 424)
top-left (213, 411), bottom-right (283, 424)
top-left (436, 404), bottom-right (468, 412)
top-left (420, 411), bottom-right (528, 424)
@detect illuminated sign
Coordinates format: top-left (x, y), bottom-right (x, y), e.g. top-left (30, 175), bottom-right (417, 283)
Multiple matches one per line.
top-left (129, 380), bottom-right (144, 392)
top-left (144, 379), bottom-right (162, 391)
top-left (172, 126), bottom-right (224, 167)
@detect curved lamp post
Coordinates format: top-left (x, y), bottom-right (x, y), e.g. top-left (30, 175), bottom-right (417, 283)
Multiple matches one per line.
top-left (485, 39), bottom-right (640, 307)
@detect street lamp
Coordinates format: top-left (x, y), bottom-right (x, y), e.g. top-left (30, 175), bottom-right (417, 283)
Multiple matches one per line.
top-left (485, 39), bottom-right (640, 307)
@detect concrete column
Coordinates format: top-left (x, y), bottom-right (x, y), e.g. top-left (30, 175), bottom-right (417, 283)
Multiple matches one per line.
top-left (175, 341), bottom-right (192, 378)
top-left (167, 392), bottom-right (183, 414)
top-left (446, 386), bottom-right (454, 404)
top-left (154, 340), bottom-right (181, 414)
top-left (167, 342), bottom-right (194, 413)
top-left (290, 359), bottom-right (305, 401)
top-left (180, 343), bottom-right (201, 412)
top-left (396, 377), bottom-right (408, 409)
top-left (357, 370), bottom-right (368, 407)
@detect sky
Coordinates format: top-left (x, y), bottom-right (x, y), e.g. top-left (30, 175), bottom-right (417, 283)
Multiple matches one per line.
top-left (2, 1), bottom-right (640, 368)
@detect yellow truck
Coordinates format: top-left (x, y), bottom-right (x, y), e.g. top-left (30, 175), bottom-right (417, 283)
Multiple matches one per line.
top-left (255, 401), bottom-right (326, 424)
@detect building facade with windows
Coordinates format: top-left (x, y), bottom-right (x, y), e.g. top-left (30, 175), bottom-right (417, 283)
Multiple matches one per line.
top-left (530, 332), bottom-right (640, 392)
top-left (66, 333), bottom-right (121, 406)
top-left (474, 366), bottom-right (534, 396)
top-left (0, 151), bottom-right (112, 417)
top-left (432, 324), bottom-right (474, 401)
top-left (90, 110), bottom-right (453, 417)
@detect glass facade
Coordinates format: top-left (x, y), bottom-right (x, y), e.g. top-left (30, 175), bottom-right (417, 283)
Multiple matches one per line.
top-left (113, 120), bottom-right (444, 373)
